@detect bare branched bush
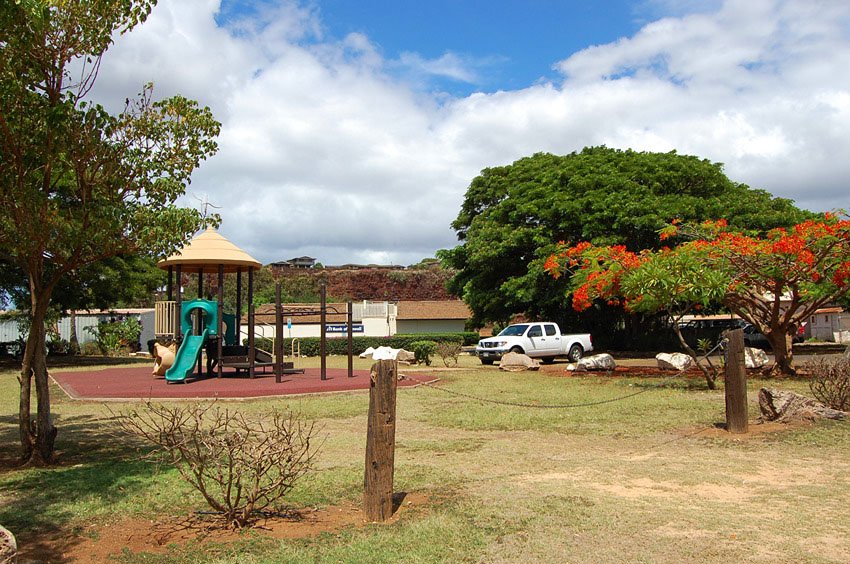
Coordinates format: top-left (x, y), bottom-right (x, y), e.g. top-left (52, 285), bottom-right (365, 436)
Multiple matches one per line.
top-left (115, 402), bottom-right (318, 528)
top-left (436, 341), bottom-right (462, 367)
top-left (806, 357), bottom-right (850, 411)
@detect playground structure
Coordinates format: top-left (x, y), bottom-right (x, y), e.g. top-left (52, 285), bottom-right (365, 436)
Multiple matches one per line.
top-left (154, 227), bottom-right (355, 382)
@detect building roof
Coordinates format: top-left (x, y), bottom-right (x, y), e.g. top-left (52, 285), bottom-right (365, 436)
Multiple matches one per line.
top-left (158, 227), bottom-right (261, 274)
top-left (396, 300), bottom-right (471, 320)
top-left (250, 303), bottom-right (350, 325)
top-left (814, 307), bottom-right (844, 314)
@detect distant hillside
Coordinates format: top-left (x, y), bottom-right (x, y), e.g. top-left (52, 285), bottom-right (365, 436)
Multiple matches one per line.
top-left (267, 266), bottom-right (456, 302)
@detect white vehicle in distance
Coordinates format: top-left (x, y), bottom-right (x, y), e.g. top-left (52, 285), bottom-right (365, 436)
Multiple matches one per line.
top-left (475, 322), bottom-right (593, 365)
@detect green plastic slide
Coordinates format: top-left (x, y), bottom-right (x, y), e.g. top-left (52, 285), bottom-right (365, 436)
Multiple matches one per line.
top-left (165, 329), bottom-right (208, 382)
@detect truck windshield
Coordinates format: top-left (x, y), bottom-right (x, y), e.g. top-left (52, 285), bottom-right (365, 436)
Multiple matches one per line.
top-left (498, 324), bottom-right (529, 336)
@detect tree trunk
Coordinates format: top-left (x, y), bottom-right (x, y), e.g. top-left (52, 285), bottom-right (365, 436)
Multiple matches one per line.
top-left (19, 291), bottom-right (57, 465)
top-left (766, 331), bottom-right (795, 376)
top-left (68, 309), bottom-right (80, 355)
top-left (671, 318), bottom-right (717, 389)
top-left (18, 347), bottom-right (34, 462)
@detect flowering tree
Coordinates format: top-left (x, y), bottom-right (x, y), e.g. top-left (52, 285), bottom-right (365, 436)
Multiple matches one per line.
top-left (546, 216), bottom-right (850, 378)
top-left (545, 240), bottom-right (728, 388)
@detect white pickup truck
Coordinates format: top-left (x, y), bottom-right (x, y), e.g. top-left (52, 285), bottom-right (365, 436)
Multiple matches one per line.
top-left (475, 322), bottom-right (593, 365)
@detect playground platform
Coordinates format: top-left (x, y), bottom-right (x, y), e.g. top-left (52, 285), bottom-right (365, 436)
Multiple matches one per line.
top-left (51, 366), bottom-right (435, 400)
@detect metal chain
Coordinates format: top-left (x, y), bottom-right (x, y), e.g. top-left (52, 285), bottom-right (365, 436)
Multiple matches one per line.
top-left (399, 372), bottom-right (652, 409)
top-left (399, 344), bottom-right (724, 410)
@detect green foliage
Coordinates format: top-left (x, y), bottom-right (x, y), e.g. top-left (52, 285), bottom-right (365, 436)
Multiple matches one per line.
top-left (252, 332), bottom-right (472, 357)
top-left (409, 340), bottom-right (438, 365)
top-left (85, 318), bottom-right (142, 356)
top-left (440, 147), bottom-right (812, 333)
top-left (0, 0), bottom-right (219, 461)
top-left (1, 254), bottom-right (166, 312)
top-left (619, 247), bottom-right (728, 315)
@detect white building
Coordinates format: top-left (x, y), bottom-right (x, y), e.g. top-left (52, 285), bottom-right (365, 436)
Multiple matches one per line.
top-left (806, 307), bottom-right (849, 343)
top-left (247, 300), bottom-right (470, 340)
top-left (0, 308), bottom-right (155, 348)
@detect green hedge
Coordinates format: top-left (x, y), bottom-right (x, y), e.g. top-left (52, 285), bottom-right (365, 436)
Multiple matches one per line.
top-left (249, 332), bottom-right (479, 357)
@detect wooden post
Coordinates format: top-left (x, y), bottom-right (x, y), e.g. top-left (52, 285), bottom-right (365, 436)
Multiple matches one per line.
top-left (725, 328), bottom-right (748, 433)
top-left (217, 264), bottom-right (224, 378)
top-left (364, 359), bottom-right (398, 521)
top-left (320, 281), bottom-right (327, 381)
top-left (167, 266), bottom-right (173, 301)
top-left (236, 267), bottom-right (242, 342)
top-left (196, 268), bottom-right (204, 377)
top-left (175, 265), bottom-right (182, 340)
top-left (275, 281), bottom-right (283, 383)
top-left (248, 268), bottom-right (255, 379)
top-left (347, 300), bottom-right (354, 378)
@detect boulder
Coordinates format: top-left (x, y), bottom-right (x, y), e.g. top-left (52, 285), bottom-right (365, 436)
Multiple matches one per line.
top-left (656, 352), bottom-right (693, 371)
top-left (499, 352), bottom-right (540, 372)
top-left (744, 347), bottom-right (769, 369)
top-left (758, 388), bottom-right (847, 423)
top-left (566, 353), bottom-right (616, 371)
top-left (361, 346), bottom-right (416, 363)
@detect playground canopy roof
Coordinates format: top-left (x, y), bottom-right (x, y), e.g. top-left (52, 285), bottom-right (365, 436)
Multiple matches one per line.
top-left (157, 227), bottom-right (262, 273)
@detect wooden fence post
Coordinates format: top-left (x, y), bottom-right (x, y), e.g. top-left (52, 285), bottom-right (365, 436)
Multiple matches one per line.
top-left (725, 328), bottom-right (748, 433)
top-left (364, 359), bottom-right (398, 521)
top-left (275, 281), bottom-right (283, 383)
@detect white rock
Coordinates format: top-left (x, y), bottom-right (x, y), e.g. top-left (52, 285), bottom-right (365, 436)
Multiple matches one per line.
top-left (656, 352), bottom-right (694, 371)
top-left (744, 347), bottom-right (769, 369)
top-left (366, 346), bottom-right (416, 362)
top-left (499, 351), bottom-right (540, 371)
top-left (0, 525), bottom-right (16, 564)
top-left (576, 353), bottom-right (616, 371)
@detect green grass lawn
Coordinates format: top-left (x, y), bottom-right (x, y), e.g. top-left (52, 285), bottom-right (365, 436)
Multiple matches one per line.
top-left (1, 355), bottom-right (848, 563)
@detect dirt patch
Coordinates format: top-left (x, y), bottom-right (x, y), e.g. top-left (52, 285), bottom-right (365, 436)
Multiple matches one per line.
top-left (18, 492), bottom-right (429, 563)
top-left (592, 477), bottom-right (753, 502)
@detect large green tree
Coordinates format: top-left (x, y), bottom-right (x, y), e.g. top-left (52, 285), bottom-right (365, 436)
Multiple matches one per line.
top-left (0, 1), bottom-right (220, 464)
top-left (440, 147), bottom-right (812, 331)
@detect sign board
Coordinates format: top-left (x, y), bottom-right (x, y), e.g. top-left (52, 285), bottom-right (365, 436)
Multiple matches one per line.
top-left (325, 323), bottom-right (364, 333)
top-left (287, 317), bottom-right (292, 329)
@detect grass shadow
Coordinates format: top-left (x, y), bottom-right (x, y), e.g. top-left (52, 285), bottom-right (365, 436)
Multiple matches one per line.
top-left (0, 412), bottom-right (162, 560)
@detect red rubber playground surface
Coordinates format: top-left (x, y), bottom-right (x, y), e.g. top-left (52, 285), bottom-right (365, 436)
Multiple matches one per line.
top-left (51, 365), bottom-right (435, 400)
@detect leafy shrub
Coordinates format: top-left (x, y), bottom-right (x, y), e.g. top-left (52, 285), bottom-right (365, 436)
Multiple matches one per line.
top-left (85, 318), bottom-right (142, 356)
top-left (410, 340), bottom-right (438, 365)
top-left (79, 342), bottom-right (101, 356)
top-left (47, 338), bottom-right (70, 355)
top-left (807, 357), bottom-right (850, 411)
top-left (436, 341), bottom-right (462, 367)
top-left (250, 332), bottom-right (475, 357)
top-left (116, 402), bottom-right (318, 528)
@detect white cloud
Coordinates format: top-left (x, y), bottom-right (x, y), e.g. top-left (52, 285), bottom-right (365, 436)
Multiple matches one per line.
top-left (395, 51), bottom-right (479, 83)
top-left (88, 0), bottom-right (850, 265)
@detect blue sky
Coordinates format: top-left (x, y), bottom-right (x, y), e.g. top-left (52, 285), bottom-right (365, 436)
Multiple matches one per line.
top-left (92, 0), bottom-right (850, 266)
top-left (311, 0), bottom-right (645, 95)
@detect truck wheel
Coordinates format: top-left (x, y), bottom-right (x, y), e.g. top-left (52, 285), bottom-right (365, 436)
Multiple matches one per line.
top-left (567, 344), bottom-right (584, 362)
top-left (480, 358), bottom-right (494, 365)
top-left (509, 346), bottom-right (524, 355)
